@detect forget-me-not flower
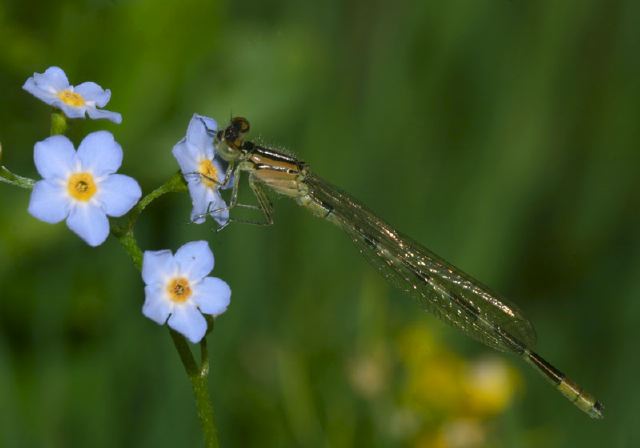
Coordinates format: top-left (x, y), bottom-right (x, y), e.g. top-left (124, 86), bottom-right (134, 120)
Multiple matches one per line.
top-left (23, 66), bottom-right (122, 124)
top-left (28, 131), bottom-right (142, 247)
top-left (172, 114), bottom-right (230, 226)
top-left (141, 241), bottom-right (231, 343)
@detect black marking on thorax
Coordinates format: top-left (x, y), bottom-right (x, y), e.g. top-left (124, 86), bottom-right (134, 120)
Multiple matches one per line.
top-left (245, 143), bottom-right (306, 175)
top-left (253, 144), bottom-right (301, 164)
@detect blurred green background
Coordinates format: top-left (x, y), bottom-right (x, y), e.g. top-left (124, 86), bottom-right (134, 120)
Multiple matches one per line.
top-left (1, 0), bottom-right (639, 446)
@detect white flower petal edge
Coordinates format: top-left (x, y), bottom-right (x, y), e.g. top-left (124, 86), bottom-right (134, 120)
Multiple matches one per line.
top-left (22, 66), bottom-right (70, 103)
top-left (97, 174), bottom-right (142, 217)
top-left (194, 114), bottom-right (217, 136)
top-left (172, 139), bottom-right (200, 174)
top-left (175, 240), bottom-right (214, 281)
top-left (66, 204), bottom-right (110, 247)
top-left (28, 180), bottom-right (70, 223)
top-left (86, 108), bottom-right (123, 124)
top-left (35, 66), bottom-right (69, 91)
top-left (186, 114), bottom-right (216, 156)
top-left (142, 250), bottom-right (177, 285)
top-left (143, 284), bottom-right (173, 324)
top-left (193, 277), bottom-right (231, 316)
top-left (77, 131), bottom-right (123, 176)
top-left (168, 303), bottom-right (208, 344)
top-left (34, 135), bottom-right (77, 181)
top-left (189, 186), bottom-right (229, 226)
top-left (74, 82), bottom-right (111, 107)
top-left (58, 103), bottom-right (86, 119)
top-left (22, 78), bottom-right (58, 104)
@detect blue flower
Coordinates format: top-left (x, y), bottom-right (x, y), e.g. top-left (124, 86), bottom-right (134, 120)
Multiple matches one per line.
top-left (141, 241), bottom-right (231, 343)
top-left (28, 131), bottom-right (142, 247)
top-left (23, 66), bottom-right (122, 124)
top-left (172, 114), bottom-right (230, 226)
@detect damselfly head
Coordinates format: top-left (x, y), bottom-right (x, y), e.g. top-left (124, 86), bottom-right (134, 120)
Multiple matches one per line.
top-left (231, 116), bottom-right (250, 133)
top-left (215, 116), bottom-right (252, 161)
top-left (223, 117), bottom-right (250, 147)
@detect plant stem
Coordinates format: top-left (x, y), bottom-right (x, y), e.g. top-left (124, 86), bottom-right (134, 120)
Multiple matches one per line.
top-left (125, 171), bottom-right (186, 231)
top-left (50, 111), bottom-right (68, 135)
top-left (0, 166), bottom-right (35, 189)
top-left (170, 331), bottom-right (219, 448)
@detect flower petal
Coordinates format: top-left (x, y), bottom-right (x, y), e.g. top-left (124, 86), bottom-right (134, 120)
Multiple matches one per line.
top-left (175, 241), bottom-right (214, 281)
top-left (192, 277), bottom-right (231, 316)
top-left (66, 203), bottom-right (110, 247)
top-left (33, 67), bottom-right (69, 92)
top-left (208, 193), bottom-right (229, 226)
top-left (86, 107), bottom-right (122, 124)
top-left (186, 114), bottom-right (216, 152)
top-left (188, 183), bottom-right (229, 225)
top-left (77, 131), bottom-right (123, 176)
top-left (194, 114), bottom-right (217, 135)
top-left (142, 250), bottom-right (177, 285)
top-left (57, 102), bottom-right (87, 119)
top-left (34, 135), bottom-right (77, 180)
top-left (167, 303), bottom-right (207, 343)
top-left (172, 139), bottom-right (200, 174)
top-left (75, 82), bottom-right (111, 107)
top-left (97, 174), bottom-right (141, 217)
top-left (142, 284), bottom-right (173, 324)
top-left (212, 158), bottom-right (227, 185)
top-left (22, 78), bottom-right (58, 105)
top-left (187, 182), bottom-right (209, 224)
top-left (28, 180), bottom-right (70, 223)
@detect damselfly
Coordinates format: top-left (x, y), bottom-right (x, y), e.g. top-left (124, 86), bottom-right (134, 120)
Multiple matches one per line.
top-left (205, 116), bottom-right (604, 419)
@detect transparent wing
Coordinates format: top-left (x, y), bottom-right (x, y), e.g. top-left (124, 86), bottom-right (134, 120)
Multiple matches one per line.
top-left (304, 173), bottom-right (537, 353)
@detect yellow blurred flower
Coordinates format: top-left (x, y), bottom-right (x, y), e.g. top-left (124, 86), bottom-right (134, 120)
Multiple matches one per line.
top-left (397, 323), bottom-right (467, 414)
top-left (463, 356), bottom-right (519, 417)
top-left (396, 323), bottom-right (439, 368)
top-left (396, 322), bottom-right (520, 418)
top-left (414, 419), bottom-right (485, 448)
top-left (404, 351), bottom-right (467, 413)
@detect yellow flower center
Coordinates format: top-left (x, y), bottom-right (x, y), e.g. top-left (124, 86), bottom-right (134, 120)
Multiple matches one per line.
top-left (57, 89), bottom-right (85, 107)
top-left (167, 277), bottom-right (192, 303)
top-left (198, 159), bottom-right (219, 189)
top-left (67, 172), bottom-right (97, 202)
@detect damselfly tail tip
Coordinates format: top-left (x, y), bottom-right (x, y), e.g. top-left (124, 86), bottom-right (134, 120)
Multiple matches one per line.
top-left (523, 350), bottom-right (604, 420)
top-left (588, 400), bottom-right (605, 419)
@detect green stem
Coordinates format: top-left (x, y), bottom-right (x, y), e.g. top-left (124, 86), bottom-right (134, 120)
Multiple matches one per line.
top-left (170, 331), bottom-right (219, 448)
top-left (50, 111), bottom-right (68, 135)
top-left (126, 171), bottom-right (186, 231)
top-left (0, 166), bottom-right (35, 189)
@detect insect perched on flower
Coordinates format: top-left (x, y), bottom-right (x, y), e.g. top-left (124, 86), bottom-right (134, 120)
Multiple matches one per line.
top-left (141, 241), bottom-right (231, 343)
top-left (172, 114), bottom-right (230, 226)
top-left (23, 66), bottom-right (122, 124)
top-left (27, 131), bottom-right (142, 246)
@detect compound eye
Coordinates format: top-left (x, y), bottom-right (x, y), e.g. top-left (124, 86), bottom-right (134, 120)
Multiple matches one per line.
top-left (232, 116), bottom-right (250, 133)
